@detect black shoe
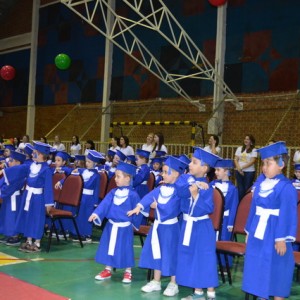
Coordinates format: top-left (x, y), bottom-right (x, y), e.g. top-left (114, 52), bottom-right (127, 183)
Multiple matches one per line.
top-left (6, 237), bottom-right (21, 246)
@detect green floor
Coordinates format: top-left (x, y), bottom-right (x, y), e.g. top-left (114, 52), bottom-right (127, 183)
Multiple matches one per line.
top-left (0, 231), bottom-right (299, 300)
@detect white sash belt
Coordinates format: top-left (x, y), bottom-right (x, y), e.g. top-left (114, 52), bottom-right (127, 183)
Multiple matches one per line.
top-left (223, 209), bottom-right (229, 217)
top-left (183, 213), bottom-right (209, 246)
top-left (25, 186), bottom-right (43, 211)
top-left (108, 219), bottom-right (131, 256)
top-left (151, 217), bottom-right (178, 259)
top-left (254, 206), bottom-right (279, 240)
top-left (141, 181), bottom-right (147, 185)
top-left (11, 190), bottom-right (20, 211)
top-left (83, 188), bottom-right (94, 195)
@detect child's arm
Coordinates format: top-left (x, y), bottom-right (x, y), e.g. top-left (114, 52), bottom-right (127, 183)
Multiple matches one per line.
top-left (88, 213), bottom-right (98, 222)
top-left (127, 204), bottom-right (142, 216)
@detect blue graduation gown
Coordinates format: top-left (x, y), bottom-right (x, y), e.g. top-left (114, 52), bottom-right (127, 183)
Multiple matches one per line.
top-left (5, 162), bottom-right (54, 239)
top-left (175, 174), bottom-right (219, 289)
top-left (92, 186), bottom-right (142, 268)
top-left (133, 164), bottom-right (150, 198)
top-left (242, 174), bottom-right (297, 299)
top-left (138, 183), bottom-right (180, 276)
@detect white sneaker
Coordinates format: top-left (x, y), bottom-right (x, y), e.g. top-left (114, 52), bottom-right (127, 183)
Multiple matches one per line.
top-left (141, 280), bottom-right (161, 293)
top-left (163, 282), bottom-right (179, 296)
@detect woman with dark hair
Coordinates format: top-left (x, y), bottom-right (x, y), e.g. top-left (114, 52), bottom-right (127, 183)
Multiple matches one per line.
top-left (13, 137), bottom-right (20, 149)
top-left (119, 136), bottom-right (134, 156)
top-left (70, 135), bottom-right (81, 156)
top-left (152, 132), bottom-right (168, 154)
top-left (204, 135), bottom-right (221, 181)
top-left (40, 137), bottom-right (47, 144)
top-left (234, 134), bottom-right (257, 200)
top-left (109, 137), bottom-right (120, 151)
top-left (84, 140), bottom-right (95, 155)
top-left (18, 134), bottom-right (30, 151)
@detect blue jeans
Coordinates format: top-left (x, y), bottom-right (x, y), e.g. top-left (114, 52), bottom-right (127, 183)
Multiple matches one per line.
top-left (235, 170), bottom-right (255, 201)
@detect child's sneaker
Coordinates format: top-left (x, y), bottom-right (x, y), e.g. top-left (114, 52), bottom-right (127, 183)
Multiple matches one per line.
top-left (0, 236), bottom-right (8, 244)
top-left (25, 242), bottom-right (41, 253)
top-left (141, 280), bottom-right (161, 293)
top-left (181, 292), bottom-right (205, 300)
top-left (163, 282), bottom-right (179, 296)
top-left (207, 291), bottom-right (216, 300)
top-left (18, 242), bottom-right (31, 252)
top-left (122, 271), bottom-right (132, 283)
top-left (95, 268), bottom-right (112, 281)
top-left (6, 237), bottom-right (21, 246)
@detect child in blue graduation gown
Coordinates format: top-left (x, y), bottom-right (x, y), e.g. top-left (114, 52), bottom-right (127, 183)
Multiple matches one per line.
top-left (3, 142), bottom-right (54, 253)
top-left (89, 161), bottom-right (142, 283)
top-left (128, 156), bottom-right (188, 297)
top-left (291, 163), bottom-right (300, 190)
top-left (150, 156), bottom-right (164, 187)
top-left (133, 149), bottom-right (151, 198)
top-left (70, 150), bottom-right (101, 242)
top-left (242, 142), bottom-right (297, 300)
top-left (209, 159), bottom-right (239, 268)
top-left (0, 151), bottom-right (27, 246)
top-left (175, 147), bottom-right (220, 300)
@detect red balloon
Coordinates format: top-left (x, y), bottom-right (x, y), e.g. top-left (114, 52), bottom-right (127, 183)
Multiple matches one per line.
top-left (208, 0), bottom-right (227, 7)
top-left (0, 65), bottom-right (16, 81)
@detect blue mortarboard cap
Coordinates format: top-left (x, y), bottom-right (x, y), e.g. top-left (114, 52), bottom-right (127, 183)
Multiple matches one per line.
top-left (179, 154), bottom-right (191, 165)
top-left (56, 151), bottom-right (71, 161)
top-left (155, 150), bottom-right (167, 157)
top-left (24, 143), bottom-right (34, 155)
top-left (294, 164), bottom-right (300, 171)
top-left (257, 141), bottom-right (287, 160)
top-left (116, 161), bottom-right (137, 176)
top-left (50, 147), bottom-right (57, 153)
top-left (164, 156), bottom-right (188, 174)
top-left (115, 149), bottom-right (127, 162)
top-left (193, 147), bottom-right (220, 167)
top-left (75, 154), bottom-right (86, 161)
top-left (152, 156), bottom-right (165, 164)
top-left (4, 144), bottom-right (15, 151)
top-left (126, 155), bottom-right (136, 163)
top-left (108, 149), bottom-right (116, 157)
top-left (136, 148), bottom-right (150, 159)
top-left (87, 150), bottom-right (104, 163)
top-left (214, 159), bottom-right (234, 169)
top-left (10, 151), bottom-right (26, 163)
top-left (33, 141), bottom-right (52, 155)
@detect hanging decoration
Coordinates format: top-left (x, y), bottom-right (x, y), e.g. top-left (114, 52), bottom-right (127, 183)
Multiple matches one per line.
top-left (0, 65), bottom-right (16, 80)
top-left (54, 53), bottom-right (71, 70)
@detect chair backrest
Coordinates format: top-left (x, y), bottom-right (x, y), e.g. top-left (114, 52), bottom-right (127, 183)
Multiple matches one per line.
top-left (209, 187), bottom-right (224, 233)
top-left (295, 200), bottom-right (300, 243)
top-left (57, 174), bottom-right (83, 207)
top-left (106, 174), bottom-right (117, 194)
top-left (233, 191), bottom-right (253, 235)
top-left (147, 172), bottom-right (155, 191)
top-left (98, 171), bottom-right (108, 200)
top-left (52, 173), bottom-right (66, 202)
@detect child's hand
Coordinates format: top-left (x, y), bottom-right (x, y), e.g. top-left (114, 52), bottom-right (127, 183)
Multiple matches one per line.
top-left (72, 168), bottom-right (79, 174)
top-left (196, 181), bottom-right (209, 190)
top-left (45, 205), bottom-right (53, 215)
top-left (127, 206), bottom-right (141, 216)
top-left (150, 201), bottom-right (157, 209)
top-left (88, 213), bottom-right (97, 222)
top-left (228, 227), bottom-right (233, 232)
top-left (189, 184), bottom-right (199, 199)
top-left (275, 240), bottom-right (286, 256)
top-left (54, 181), bottom-right (62, 189)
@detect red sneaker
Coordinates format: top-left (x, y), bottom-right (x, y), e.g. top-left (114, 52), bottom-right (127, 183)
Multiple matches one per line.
top-left (122, 271), bottom-right (132, 283)
top-left (95, 269), bottom-right (112, 281)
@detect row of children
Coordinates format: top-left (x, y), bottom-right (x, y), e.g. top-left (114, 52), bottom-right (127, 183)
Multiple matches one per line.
top-left (0, 140), bottom-right (298, 300)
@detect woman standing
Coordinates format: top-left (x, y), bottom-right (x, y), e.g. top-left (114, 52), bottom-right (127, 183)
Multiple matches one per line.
top-left (119, 136), bottom-right (134, 156)
top-left (70, 135), bottom-right (81, 156)
top-left (234, 135), bottom-right (257, 200)
top-left (152, 133), bottom-right (167, 155)
top-left (109, 137), bottom-right (120, 151)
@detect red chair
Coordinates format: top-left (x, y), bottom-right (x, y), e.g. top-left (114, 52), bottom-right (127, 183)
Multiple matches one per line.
top-left (46, 174), bottom-right (84, 252)
top-left (52, 173), bottom-right (66, 202)
top-left (216, 191), bottom-right (253, 285)
top-left (106, 174), bottom-right (117, 195)
top-left (147, 173), bottom-right (155, 191)
top-left (98, 171), bottom-right (108, 201)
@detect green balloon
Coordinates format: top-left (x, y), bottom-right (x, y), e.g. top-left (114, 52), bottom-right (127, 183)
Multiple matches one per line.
top-left (55, 53), bottom-right (71, 70)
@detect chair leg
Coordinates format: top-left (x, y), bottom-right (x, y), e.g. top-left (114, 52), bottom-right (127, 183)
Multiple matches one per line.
top-left (46, 221), bottom-right (54, 252)
top-left (224, 254), bottom-right (232, 285)
top-left (147, 269), bottom-right (153, 281)
top-left (72, 219), bottom-right (84, 248)
top-left (217, 252), bottom-right (226, 283)
top-left (139, 235), bottom-right (144, 247)
top-left (58, 219), bottom-right (68, 241)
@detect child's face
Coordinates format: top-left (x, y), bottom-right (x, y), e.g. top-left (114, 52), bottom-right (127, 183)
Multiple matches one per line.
top-left (75, 160), bottom-right (85, 168)
top-left (8, 158), bottom-right (20, 167)
top-left (85, 158), bottom-right (95, 169)
top-left (113, 155), bottom-right (120, 165)
top-left (261, 158), bottom-right (283, 179)
top-left (32, 150), bottom-right (44, 162)
top-left (294, 170), bottom-right (300, 180)
top-left (161, 165), bottom-right (179, 184)
top-left (55, 156), bottom-right (65, 168)
top-left (215, 167), bottom-right (228, 180)
top-left (4, 149), bottom-right (11, 157)
top-left (189, 157), bottom-right (208, 177)
top-left (135, 155), bottom-right (146, 167)
top-left (115, 170), bottom-right (130, 187)
top-left (152, 162), bottom-right (161, 171)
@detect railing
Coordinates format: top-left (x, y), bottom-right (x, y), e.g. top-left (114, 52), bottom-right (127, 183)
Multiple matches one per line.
top-left (53, 141), bottom-right (298, 178)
